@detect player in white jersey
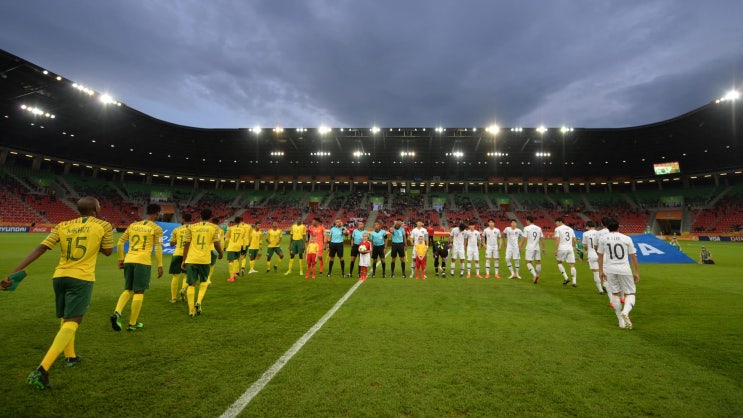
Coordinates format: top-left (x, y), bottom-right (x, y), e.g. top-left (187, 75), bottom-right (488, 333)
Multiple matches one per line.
top-left (554, 218), bottom-right (577, 286)
top-left (581, 220), bottom-right (604, 294)
top-left (597, 217), bottom-right (640, 329)
top-left (463, 222), bottom-right (482, 278)
top-left (409, 220), bottom-right (428, 278)
top-left (596, 217), bottom-right (617, 305)
top-left (482, 219), bottom-right (501, 278)
top-left (502, 219), bottom-right (524, 279)
top-left (522, 216), bottom-right (545, 284)
top-left (449, 223), bottom-right (467, 277)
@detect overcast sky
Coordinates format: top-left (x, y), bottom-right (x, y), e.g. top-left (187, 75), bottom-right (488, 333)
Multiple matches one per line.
top-left (2, 1), bottom-right (742, 129)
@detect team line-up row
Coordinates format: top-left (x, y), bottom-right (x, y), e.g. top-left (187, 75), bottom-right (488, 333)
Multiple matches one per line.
top-left (1, 198), bottom-right (640, 390)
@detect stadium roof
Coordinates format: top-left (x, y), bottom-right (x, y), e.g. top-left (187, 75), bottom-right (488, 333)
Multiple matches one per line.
top-left (1, 49), bottom-right (741, 181)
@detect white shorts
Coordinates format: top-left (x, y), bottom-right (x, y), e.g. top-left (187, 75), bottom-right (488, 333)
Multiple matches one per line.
top-left (358, 253), bottom-right (370, 267)
top-left (451, 247), bottom-right (465, 259)
top-left (588, 256), bottom-right (598, 270)
top-left (485, 246), bottom-right (499, 259)
top-left (505, 246), bottom-right (520, 260)
top-left (525, 249), bottom-right (541, 262)
top-left (605, 273), bottom-right (636, 294)
top-left (466, 248), bottom-right (479, 261)
top-left (556, 249), bottom-right (575, 263)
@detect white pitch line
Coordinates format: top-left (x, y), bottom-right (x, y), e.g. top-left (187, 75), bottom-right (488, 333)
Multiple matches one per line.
top-left (221, 280), bottom-right (363, 417)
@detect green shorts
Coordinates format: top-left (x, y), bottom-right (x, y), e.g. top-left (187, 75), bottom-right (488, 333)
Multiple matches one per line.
top-left (267, 247), bottom-right (283, 259)
top-left (123, 263), bottom-right (152, 292)
top-left (169, 255), bottom-right (185, 274)
top-left (227, 251), bottom-right (241, 262)
top-left (290, 240), bottom-right (305, 256)
top-left (52, 277), bottom-right (94, 319)
top-left (186, 264), bottom-right (211, 284)
top-left (248, 249), bottom-right (259, 259)
top-left (211, 250), bottom-right (218, 266)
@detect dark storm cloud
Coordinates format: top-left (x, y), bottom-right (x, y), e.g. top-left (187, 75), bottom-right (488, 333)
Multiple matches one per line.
top-left (1, 0), bottom-right (742, 128)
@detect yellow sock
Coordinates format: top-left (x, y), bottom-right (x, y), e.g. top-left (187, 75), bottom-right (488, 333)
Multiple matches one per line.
top-left (61, 319), bottom-right (76, 358)
top-left (115, 290), bottom-right (134, 314)
top-left (241, 256), bottom-right (247, 268)
top-left (250, 260), bottom-right (255, 270)
top-left (129, 293), bottom-right (144, 325)
top-left (170, 274), bottom-right (181, 300)
top-left (299, 258), bottom-right (303, 274)
top-left (288, 259), bottom-right (294, 272)
top-left (207, 265), bottom-right (215, 282)
top-left (187, 286), bottom-right (196, 313)
top-left (197, 281), bottom-right (209, 304)
top-left (181, 277), bottom-right (188, 291)
top-left (41, 321), bottom-right (78, 370)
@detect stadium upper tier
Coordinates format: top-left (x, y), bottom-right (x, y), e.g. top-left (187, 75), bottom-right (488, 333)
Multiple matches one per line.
top-left (1, 49), bottom-right (741, 180)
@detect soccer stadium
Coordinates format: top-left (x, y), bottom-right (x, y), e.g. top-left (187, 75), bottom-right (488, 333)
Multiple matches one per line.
top-left (1, 45), bottom-right (742, 418)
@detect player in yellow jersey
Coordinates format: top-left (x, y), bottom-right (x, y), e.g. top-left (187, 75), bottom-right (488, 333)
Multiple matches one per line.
top-left (265, 222), bottom-right (284, 273)
top-left (239, 221), bottom-right (253, 275)
top-left (181, 209), bottom-right (223, 316)
top-left (285, 218), bottom-right (306, 276)
top-left (110, 204), bottom-right (163, 332)
top-left (206, 217), bottom-right (225, 283)
top-left (246, 224), bottom-right (262, 273)
top-left (1, 197), bottom-right (113, 390)
top-left (169, 213), bottom-right (191, 302)
top-left (225, 216), bottom-right (249, 282)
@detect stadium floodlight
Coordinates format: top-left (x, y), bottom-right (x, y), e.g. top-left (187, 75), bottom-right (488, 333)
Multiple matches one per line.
top-left (723, 90), bottom-right (740, 101)
top-left (510, 127), bottom-right (523, 132)
top-left (251, 126), bottom-right (262, 134)
top-left (486, 125), bottom-right (500, 134)
top-left (370, 126), bottom-right (380, 134)
top-left (535, 152), bottom-right (551, 157)
top-left (536, 126), bottom-right (547, 134)
top-left (435, 127), bottom-right (445, 133)
top-left (446, 152), bottom-right (464, 158)
top-left (318, 125), bottom-right (331, 134)
top-left (273, 127), bottom-right (284, 133)
top-left (560, 126), bottom-right (573, 133)
top-left (400, 151), bottom-right (416, 157)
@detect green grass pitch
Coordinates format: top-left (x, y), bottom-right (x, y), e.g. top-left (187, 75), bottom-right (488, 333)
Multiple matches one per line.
top-left (1, 233), bottom-right (741, 417)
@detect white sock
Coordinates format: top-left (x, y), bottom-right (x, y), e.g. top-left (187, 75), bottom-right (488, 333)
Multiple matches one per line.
top-left (467, 261), bottom-right (471, 275)
top-left (527, 263), bottom-right (536, 277)
top-left (514, 261), bottom-right (520, 273)
top-left (485, 260), bottom-right (490, 274)
top-left (570, 267), bottom-right (577, 284)
top-left (611, 294), bottom-right (623, 318)
top-left (558, 264), bottom-right (567, 279)
top-left (508, 263), bottom-right (514, 275)
top-left (536, 264), bottom-right (541, 276)
top-left (622, 294), bottom-right (636, 315)
top-left (495, 259), bottom-right (500, 274)
top-left (593, 271), bottom-right (602, 292)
